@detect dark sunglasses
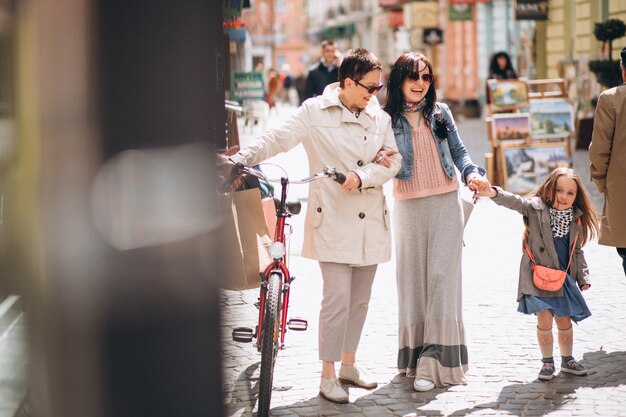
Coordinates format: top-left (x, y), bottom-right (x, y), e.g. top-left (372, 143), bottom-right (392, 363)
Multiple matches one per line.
top-left (355, 80), bottom-right (384, 94)
top-left (407, 71), bottom-right (433, 83)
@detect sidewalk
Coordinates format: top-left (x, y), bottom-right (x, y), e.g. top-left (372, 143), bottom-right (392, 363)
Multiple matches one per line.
top-left (222, 104), bottom-right (626, 416)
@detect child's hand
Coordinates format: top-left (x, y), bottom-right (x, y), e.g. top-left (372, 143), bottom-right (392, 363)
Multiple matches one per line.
top-left (468, 175), bottom-right (495, 198)
top-left (581, 284), bottom-right (590, 291)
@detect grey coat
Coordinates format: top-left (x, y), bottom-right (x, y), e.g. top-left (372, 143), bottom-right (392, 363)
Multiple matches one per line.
top-left (491, 187), bottom-right (591, 301)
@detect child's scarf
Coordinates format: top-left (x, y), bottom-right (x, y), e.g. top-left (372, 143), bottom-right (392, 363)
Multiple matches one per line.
top-left (549, 206), bottom-right (573, 238)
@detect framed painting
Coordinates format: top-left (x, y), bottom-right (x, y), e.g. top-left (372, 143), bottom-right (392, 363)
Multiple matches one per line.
top-left (487, 79), bottom-right (529, 111)
top-left (491, 113), bottom-right (531, 143)
top-left (529, 98), bottom-right (574, 139)
top-left (500, 141), bottom-right (571, 194)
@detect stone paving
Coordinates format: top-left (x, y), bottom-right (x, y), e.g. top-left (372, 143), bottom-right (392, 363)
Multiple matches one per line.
top-left (221, 104), bottom-right (626, 416)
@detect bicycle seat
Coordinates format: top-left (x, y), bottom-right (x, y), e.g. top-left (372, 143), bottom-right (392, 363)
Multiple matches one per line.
top-left (287, 201), bottom-right (302, 215)
top-left (274, 198), bottom-right (302, 215)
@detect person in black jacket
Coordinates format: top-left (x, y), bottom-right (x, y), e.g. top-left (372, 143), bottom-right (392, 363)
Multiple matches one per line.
top-left (304, 40), bottom-right (339, 101)
top-left (486, 51), bottom-right (518, 104)
top-left (488, 51), bottom-right (518, 80)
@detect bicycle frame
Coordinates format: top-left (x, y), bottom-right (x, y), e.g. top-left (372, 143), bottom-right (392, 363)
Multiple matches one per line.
top-left (256, 176), bottom-right (291, 350)
top-left (225, 161), bottom-right (344, 417)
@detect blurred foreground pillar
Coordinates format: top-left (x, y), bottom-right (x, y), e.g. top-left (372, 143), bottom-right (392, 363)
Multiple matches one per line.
top-left (19, 1), bottom-right (225, 416)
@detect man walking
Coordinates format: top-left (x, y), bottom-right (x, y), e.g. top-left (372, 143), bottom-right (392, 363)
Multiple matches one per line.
top-left (589, 46), bottom-right (626, 275)
top-left (304, 40), bottom-right (339, 101)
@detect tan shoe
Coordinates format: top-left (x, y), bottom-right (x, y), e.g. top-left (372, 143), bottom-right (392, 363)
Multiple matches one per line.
top-left (338, 364), bottom-right (378, 389)
top-left (319, 377), bottom-right (349, 404)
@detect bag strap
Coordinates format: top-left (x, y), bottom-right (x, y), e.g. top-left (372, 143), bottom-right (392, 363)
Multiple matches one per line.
top-left (525, 218), bottom-right (581, 271)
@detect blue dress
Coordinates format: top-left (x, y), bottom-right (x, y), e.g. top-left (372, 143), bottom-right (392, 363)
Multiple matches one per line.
top-left (517, 235), bottom-right (591, 322)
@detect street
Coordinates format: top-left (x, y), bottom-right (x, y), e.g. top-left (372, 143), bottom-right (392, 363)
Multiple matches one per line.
top-left (221, 103), bottom-right (626, 417)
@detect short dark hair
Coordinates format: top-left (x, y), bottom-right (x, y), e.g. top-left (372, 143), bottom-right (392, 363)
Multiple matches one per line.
top-left (621, 46), bottom-right (626, 65)
top-left (338, 48), bottom-right (382, 87)
top-left (321, 40), bottom-right (334, 49)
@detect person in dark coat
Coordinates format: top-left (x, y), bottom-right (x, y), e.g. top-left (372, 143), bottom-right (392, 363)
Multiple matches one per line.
top-left (304, 40), bottom-right (339, 101)
top-left (486, 51), bottom-right (518, 104)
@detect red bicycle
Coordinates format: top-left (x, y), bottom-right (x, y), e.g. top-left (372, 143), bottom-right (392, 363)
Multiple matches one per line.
top-left (228, 161), bottom-right (345, 417)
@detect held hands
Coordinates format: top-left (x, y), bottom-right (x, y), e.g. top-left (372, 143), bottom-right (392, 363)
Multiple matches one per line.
top-left (372, 149), bottom-right (400, 168)
top-left (468, 175), bottom-right (496, 199)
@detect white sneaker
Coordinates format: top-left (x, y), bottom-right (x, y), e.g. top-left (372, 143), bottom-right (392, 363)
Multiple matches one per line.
top-left (319, 377), bottom-right (349, 404)
top-left (413, 378), bottom-right (435, 392)
top-left (338, 364), bottom-right (378, 389)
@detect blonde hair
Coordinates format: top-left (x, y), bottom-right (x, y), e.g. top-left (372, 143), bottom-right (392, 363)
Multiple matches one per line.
top-left (522, 167), bottom-right (599, 248)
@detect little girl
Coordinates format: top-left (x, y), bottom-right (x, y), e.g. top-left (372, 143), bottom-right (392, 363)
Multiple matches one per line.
top-left (473, 167), bottom-right (599, 380)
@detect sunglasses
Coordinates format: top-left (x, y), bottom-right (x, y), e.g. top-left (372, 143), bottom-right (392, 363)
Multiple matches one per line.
top-left (407, 71), bottom-right (433, 83)
top-left (355, 80), bottom-right (384, 94)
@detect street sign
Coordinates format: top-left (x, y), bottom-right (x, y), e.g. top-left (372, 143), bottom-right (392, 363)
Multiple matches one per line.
top-left (449, 4), bottom-right (472, 21)
top-left (516, 0), bottom-right (548, 20)
top-left (423, 28), bottom-right (443, 46)
top-left (231, 71), bottom-right (265, 102)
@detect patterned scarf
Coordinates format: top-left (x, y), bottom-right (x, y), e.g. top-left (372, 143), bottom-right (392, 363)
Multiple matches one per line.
top-left (403, 98), bottom-right (426, 113)
top-left (549, 206), bottom-right (573, 238)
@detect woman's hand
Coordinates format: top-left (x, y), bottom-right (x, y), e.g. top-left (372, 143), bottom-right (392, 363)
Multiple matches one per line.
top-left (372, 149), bottom-right (399, 168)
top-left (581, 284), bottom-right (590, 291)
top-left (341, 171), bottom-right (362, 192)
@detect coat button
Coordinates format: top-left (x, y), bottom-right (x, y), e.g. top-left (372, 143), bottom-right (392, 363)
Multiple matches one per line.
top-left (358, 212), bottom-right (365, 219)
top-left (384, 209), bottom-right (388, 215)
top-left (539, 247), bottom-right (545, 252)
top-left (357, 160), bottom-right (364, 166)
top-left (316, 207), bottom-right (322, 213)
top-left (363, 136), bottom-right (367, 141)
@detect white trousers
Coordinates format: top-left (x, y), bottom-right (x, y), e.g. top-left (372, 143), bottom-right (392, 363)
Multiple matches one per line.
top-left (318, 262), bottom-right (377, 362)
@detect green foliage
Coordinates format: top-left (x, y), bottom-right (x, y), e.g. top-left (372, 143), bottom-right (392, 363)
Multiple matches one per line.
top-left (593, 18), bottom-right (626, 60)
top-left (593, 19), bottom-right (626, 42)
top-left (590, 18), bottom-right (625, 88)
top-left (589, 59), bottom-right (623, 88)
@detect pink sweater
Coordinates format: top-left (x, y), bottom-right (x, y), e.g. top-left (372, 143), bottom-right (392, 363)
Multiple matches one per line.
top-left (393, 113), bottom-right (458, 200)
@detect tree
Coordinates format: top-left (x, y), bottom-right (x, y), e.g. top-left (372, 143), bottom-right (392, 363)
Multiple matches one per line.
top-left (593, 19), bottom-right (626, 60)
top-left (589, 18), bottom-right (626, 88)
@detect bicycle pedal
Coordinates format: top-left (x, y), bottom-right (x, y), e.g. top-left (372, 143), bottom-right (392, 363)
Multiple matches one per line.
top-left (232, 327), bottom-right (254, 343)
top-left (287, 317), bottom-right (308, 331)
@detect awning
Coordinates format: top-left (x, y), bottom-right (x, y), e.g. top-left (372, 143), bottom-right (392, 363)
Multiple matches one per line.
top-left (322, 23), bottom-right (356, 39)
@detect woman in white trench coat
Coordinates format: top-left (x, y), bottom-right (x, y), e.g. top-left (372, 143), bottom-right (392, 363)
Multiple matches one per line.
top-left (227, 48), bottom-right (401, 403)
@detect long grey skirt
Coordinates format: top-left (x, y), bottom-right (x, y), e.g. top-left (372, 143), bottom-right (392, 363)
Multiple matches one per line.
top-left (393, 190), bottom-right (468, 387)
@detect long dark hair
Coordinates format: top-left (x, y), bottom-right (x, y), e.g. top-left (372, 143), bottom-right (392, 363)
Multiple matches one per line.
top-left (488, 51), bottom-right (517, 78)
top-left (383, 52), bottom-right (437, 127)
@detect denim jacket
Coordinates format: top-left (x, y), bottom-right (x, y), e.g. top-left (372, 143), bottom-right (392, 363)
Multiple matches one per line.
top-left (392, 102), bottom-right (485, 184)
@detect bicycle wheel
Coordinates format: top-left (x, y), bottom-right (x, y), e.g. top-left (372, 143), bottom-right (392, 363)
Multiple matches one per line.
top-left (257, 272), bottom-right (282, 417)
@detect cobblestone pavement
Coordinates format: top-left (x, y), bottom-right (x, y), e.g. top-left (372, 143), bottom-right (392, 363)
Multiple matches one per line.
top-left (221, 104), bottom-right (626, 416)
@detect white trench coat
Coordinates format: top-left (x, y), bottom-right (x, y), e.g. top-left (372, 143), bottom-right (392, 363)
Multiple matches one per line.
top-left (232, 83), bottom-right (401, 265)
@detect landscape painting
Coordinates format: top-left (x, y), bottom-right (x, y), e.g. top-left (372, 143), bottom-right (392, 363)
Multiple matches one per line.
top-left (487, 79), bottom-right (529, 111)
top-left (492, 113), bottom-right (531, 142)
top-left (529, 99), bottom-right (574, 139)
top-left (500, 142), bottom-right (571, 194)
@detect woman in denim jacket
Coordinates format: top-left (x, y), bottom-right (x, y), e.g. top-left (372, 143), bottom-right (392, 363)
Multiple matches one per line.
top-left (379, 52), bottom-right (488, 392)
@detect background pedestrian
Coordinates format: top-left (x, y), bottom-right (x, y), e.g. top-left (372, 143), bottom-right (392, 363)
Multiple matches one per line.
top-left (486, 51), bottom-right (518, 105)
top-left (304, 40), bottom-right (339, 101)
top-left (589, 46), bottom-right (626, 275)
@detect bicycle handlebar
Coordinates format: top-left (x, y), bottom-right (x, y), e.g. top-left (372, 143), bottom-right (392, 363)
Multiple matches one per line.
top-left (228, 160), bottom-right (345, 186)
